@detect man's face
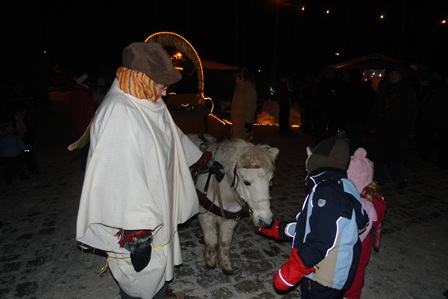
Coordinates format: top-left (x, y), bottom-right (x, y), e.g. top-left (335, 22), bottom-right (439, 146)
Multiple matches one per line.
top-left (155, 84), bottom-right (169, 98)
top-left (234, 76), bottom-right (243, 85)
top-left (389, 71), bottom-right (403, 84)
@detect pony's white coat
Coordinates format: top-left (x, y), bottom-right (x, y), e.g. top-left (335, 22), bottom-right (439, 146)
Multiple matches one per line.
top-left (188, 134), bottom-right (279, 275)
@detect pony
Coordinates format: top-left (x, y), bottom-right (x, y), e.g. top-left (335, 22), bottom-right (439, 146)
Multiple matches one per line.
top-left (188, 134), bottom-right (279, 275)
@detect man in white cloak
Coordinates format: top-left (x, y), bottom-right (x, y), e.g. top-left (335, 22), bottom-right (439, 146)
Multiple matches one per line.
top-left (75, 41), bottom-right (203, 299)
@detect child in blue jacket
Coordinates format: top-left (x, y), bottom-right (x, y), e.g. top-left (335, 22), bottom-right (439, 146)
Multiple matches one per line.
top-left (257, 132), bottom-right (369, 298)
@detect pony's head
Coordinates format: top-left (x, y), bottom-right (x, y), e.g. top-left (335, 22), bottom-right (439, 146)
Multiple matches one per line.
top-left (233, 142), bottom-right (279, 228)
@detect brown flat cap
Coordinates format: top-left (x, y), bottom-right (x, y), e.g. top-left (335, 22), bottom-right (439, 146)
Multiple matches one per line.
top-left (122, 41), bottom-right (181, 85)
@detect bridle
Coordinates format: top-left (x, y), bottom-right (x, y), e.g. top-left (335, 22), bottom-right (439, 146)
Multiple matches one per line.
top-left (195, 141), bottom-right (255, 220)
top-left (229, 163), bottom-right (254, 217)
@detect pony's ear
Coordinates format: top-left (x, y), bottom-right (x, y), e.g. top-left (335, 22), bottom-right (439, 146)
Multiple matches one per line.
top-left (306, 147), bottom-right (313, 158)
top-left (305, 146), bottom-right (314, 174)
top-left (203, 134), bottom-right (217, 143)
top-left (268, 147), bottom-right (280, 159)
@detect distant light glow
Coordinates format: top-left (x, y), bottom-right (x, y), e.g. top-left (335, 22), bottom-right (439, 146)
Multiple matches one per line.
top-left (363, 69), bottom-right (385, 78)
top-left (209, 113), bottom-right (226, 125)
top-left (302, 6), bottom-right (305, 11)
top-left (326, 9), bottom-right (330, 14)
top-left (203, 97), bottom-right (215, 114)
top-left (335, 52), bottom-right (340, 56)
top-left (442, 19), bottom-right (446, 24)
top-left (380, 14), bottom-right (384, 19)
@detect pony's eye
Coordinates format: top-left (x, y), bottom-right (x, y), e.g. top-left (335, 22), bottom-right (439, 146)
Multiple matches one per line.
top-left (243, 180), bottom-right (251, 186)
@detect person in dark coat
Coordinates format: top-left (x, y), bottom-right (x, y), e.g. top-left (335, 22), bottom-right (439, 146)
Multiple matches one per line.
top-left (66, 73), bottom-right (96, 172)
top-left (0, 120), bottom-right (29, 184)
top-left (342, 69), bottom-right (376, 153)
top-left (9, 99), bottom-right (39, 173)
top-left (366, 64), bottom-right (417, 189)
top-left (313, 68), bottom-right (338, 145)
top-left (419, 71), bottom-right (448, 169)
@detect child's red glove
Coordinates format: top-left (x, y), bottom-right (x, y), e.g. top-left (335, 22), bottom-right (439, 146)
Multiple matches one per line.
top-left (255, 220), bottom-right (283, 240)
top-left (273, 248), bottom-right (315, 291)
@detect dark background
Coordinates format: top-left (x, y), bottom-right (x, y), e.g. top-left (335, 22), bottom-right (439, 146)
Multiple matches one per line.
top-left (39, 0), bottom-right (448, 74)
top-left (1, 0), bottom-right (448, 104)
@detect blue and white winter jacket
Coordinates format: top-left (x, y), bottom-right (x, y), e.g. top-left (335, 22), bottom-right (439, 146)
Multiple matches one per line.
top-left (279, 169), bottom-right (369, 290)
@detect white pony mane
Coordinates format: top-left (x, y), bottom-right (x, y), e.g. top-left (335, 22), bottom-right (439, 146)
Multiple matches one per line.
top-left (233, 140), bottom-right (277, 172)
top-left (187, 134), bottom-right (279, 173)
top-left (216, 139), bottom-right (278, 173)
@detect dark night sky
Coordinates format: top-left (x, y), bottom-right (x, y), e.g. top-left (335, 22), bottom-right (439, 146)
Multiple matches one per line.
top-left (38, 0), bottom-right (448, 78)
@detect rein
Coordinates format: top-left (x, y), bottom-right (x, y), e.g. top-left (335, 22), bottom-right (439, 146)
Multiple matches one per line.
top-left (230, 163), bottom-right (253, 216)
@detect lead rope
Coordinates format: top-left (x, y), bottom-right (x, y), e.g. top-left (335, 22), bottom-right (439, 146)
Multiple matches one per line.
top-left (229, 164), bottom-right (249, 210)
top-left (231, 184), bottom-right (252, 216)
top-left (200, 165), bottom-right (247, 219)
top-left (213, 175), bottom-right (227, 218)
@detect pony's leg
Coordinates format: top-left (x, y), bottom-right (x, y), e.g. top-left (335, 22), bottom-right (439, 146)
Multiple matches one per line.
top-left (217, 218), bottom-right (239, 275)
top-left (198, 212), bottom-right (218, 270)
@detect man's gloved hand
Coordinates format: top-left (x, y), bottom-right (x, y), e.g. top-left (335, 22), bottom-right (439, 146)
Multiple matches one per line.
top-left (191, 151), bottom-right (225, 182)
top-left (116, 230), bottom-right (153, 272)
top-left (245, 122), bottom-right (253, 133)
top-left (255, 220), bottom-right (284, 240)
top-left (273, 248), bottom-right (315, 291)
top-left (208, 161), bottom-right (225, 182)
top-left (190, 151), bottom-right (213, 174)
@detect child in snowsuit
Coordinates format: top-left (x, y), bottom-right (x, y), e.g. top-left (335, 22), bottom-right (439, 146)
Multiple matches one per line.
top-left (344, 147), bottom-right (387, 299)
top-left (0, 121), bottom-right (29, 184)
top-left (256, 132), bottom-right (369, 298)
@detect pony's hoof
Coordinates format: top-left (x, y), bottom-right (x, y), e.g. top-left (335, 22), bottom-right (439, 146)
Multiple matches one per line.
top-left (222, 269), bottom-right (234, 276)
top-left (205, 264), bottom-right (215, 270)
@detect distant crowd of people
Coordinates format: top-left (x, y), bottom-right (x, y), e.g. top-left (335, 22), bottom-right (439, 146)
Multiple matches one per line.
top-left (278, 63), bottom-right (448, 189)
top-left (0, 63), bottom-right (114, 184)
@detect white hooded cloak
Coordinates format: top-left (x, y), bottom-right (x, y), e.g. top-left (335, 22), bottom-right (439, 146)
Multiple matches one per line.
top-left (76, 79), bottom-right (202, 298)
